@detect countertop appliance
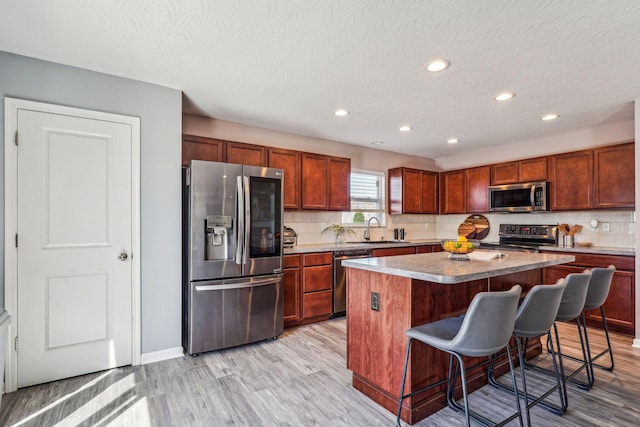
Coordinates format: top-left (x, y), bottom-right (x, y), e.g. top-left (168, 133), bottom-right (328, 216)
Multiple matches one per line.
top-left (489, 181), bottom-right (549, 212)
top-left (480, 224), bottom-right (558, 252)
top-left (183, 160), bottom-right (284, 355)
top-left (333, 249), bottom-right (372, 317)
top-left (283, 226), bottom-right (297, 247)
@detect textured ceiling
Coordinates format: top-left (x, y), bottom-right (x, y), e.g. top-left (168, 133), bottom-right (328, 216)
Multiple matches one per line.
top-left (1, 0), bottom-right (640, 159)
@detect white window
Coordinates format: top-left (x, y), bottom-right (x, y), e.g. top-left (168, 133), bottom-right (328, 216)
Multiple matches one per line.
top-left (341, 169), bottom-right (386, 226)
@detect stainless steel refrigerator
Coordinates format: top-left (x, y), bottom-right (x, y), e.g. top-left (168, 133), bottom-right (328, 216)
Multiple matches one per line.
top-left (182, 160), bottom-right (284, 355)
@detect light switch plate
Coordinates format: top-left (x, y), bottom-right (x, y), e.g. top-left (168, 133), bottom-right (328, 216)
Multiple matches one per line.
top-left (602, 222), bottom-right (611, 232)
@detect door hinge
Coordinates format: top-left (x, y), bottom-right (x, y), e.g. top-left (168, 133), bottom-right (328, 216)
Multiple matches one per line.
top-left (15, 336), bottom-right (19, 351)
top-left (15, 233), bottom-right (18, 248)
top-left (15, 130), bottom-right (19, 146)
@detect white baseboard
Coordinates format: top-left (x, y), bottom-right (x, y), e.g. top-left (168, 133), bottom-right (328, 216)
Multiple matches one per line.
top-left (633, 338), bottom-right (640, 349)
top-left (140, 346), bottom-right (184, 365)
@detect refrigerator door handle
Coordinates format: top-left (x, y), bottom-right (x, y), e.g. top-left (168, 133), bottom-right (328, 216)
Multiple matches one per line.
top-left (235, 176), bottom-right (244, 265)
top-left (194, 276), bottom-right (280, 291)
top-left (243, 175), bottom-right (251, 265)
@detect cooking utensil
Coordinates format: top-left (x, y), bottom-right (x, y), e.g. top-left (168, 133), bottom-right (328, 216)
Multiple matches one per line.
top-left (558, 224), bottom-right (571, 235)
top-left (569, 224), bottom-right (582, 236)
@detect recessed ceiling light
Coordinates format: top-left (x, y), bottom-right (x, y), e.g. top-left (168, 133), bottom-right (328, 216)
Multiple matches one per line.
top-left (447, 138), bottom-right (459, 144)
top-left (399, 125), bottom-right (412, 132)
top-left (425, 59), bottom-right (450, 73)
top-left (541, 113), bottom-right (559, 121)
top-left (371, 141), bottom-right (384, 145)
top-left (334, 109), bottom-right (349, 116)
top-left (494, 92), bottom-right (515, 101)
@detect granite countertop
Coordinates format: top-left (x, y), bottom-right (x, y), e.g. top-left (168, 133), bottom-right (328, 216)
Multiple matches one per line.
top-left (283, 239), bottom-right (441, 254)
top-left (342, 251), bottom-right (575, 284)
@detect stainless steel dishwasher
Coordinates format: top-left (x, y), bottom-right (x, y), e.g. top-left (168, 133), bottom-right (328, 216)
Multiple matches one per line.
top-left (333, 249), bottom-right (372, 317)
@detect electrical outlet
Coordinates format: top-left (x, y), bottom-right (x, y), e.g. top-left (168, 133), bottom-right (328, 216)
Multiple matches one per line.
top-left (601, 222), bottom-right (611, 232)
top-left (425, 223), bottom-right (429, 230)
top-left (371, 292), bottom-right (380, 311)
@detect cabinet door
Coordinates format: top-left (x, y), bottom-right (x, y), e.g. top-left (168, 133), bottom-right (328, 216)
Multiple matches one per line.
top-left (519, 156), bottom-right (549, 182)
top-left (420, 171), bottom-right (439, 213)
top-left (226, 141), bottom-right (266, 166)
top-left (328, 157), bottom-right (351, 211)
top-left (372, 247), bottom-right (415, 257)
top-left (593, 143), bottom-right (635, 208)
top-left (387, 168), bottom-right (403, 214)
top-left (491, 162), bottom-right (518, 185)
top-left (402, 168), bottom-right (422, 213)
top-left (440, 170), bottom-right (466, 214)
top-left (268, 147), bottom-right (301, 210)
top-left (584, 270), bottom-right (635, 334)
top-left (182, 134), bottom-right (224, 166)
top-left (301, 153), bottom-right (328, 209)
top-left (415, 244), bottom-right (441, 253)
top-left (551, 150), bottom-right (593, 210)
top-left (466, 166), bottom-right (490, 213)
top-left (283, 267), bottom-right (302, 323)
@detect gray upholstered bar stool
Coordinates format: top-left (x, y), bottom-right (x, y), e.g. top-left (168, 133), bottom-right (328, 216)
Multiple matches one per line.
top-left (488, 280), bottom-right (567, 426)
top-left (559, 265), bottom-right (616, 390)
top-left (396, 285), bottom-right (523, 427)
top-left (525, 272), bottom-right (591, 414)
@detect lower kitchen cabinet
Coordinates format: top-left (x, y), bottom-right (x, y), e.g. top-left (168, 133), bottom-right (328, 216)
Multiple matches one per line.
top-left (283, 254), bottom-right (302, 326)
top-left (372, 247), bottom-right (416, 257)
top-left (302, 252), bottom-right (333, 321)
top-left (541, 251), bottom-right (635, 335)
top-left (415, 244), bottom-right (442, 253)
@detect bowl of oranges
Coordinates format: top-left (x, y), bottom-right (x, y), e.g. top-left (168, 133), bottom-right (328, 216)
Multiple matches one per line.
top-left (442, 236), bottom-right (475, 261)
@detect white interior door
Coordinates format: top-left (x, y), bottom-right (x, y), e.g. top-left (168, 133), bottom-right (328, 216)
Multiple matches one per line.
top-left (16, 108), bottom-right (133, 387)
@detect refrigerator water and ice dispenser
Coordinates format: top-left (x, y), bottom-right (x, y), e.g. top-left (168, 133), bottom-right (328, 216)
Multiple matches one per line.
top-left (205, 214), bottom-right (232, 261)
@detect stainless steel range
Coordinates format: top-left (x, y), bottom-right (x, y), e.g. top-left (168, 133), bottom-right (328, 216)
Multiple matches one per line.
top-left (480, 224), bottom-right (558, 252)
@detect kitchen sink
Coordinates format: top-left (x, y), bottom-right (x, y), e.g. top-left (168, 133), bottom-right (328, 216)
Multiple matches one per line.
top-left (347, 240), bottom-right (410, 244)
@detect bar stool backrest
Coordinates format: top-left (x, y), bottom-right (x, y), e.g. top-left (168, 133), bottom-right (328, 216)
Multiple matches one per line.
top-left (582, 265), bottom-right (616, 311)
top-left (450, 285), bottom-right (521, 357)
top-left (556, 272), bottom-right (591, 321)
top-left (514, 279), bottom-right (567, 337)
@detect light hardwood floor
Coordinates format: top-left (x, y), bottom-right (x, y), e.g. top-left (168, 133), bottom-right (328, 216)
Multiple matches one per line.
top-left (1, 319), bottom-right (639, 426)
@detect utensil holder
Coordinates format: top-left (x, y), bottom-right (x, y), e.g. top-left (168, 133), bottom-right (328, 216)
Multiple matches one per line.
top-left (562, 235), bottom-right (574, 247)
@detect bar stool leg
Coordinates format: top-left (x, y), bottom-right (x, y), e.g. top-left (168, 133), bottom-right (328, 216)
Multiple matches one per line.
top-left (396, 338), bottom-right (412, 427)
top-left (592, 306), bottom-right (615, 371)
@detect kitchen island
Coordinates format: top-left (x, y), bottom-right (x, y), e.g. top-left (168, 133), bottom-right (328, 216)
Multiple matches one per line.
top-left (343, 250), bottom-right (575, 425)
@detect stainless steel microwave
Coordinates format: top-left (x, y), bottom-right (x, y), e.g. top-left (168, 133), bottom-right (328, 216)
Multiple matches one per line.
top-left (489, 181), bottom-right (549, 212)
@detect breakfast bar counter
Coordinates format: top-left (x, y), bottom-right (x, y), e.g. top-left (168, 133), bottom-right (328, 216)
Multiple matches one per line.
top-left (343, 251), bottom-right (575, 425)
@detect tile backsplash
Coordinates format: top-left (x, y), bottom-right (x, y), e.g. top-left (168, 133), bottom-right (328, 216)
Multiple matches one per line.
top-left (284, 210), bottom-right (635, 248)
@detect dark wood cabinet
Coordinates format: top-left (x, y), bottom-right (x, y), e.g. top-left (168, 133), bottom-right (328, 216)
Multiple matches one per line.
top-left (415, 244), bottom-right (443, 253)
top-left (301, 153), bottom-right (328, 209)
top-left (388, 167), bottom-right (438, 214)
top-left (491, 157), bottom-right (549, 185)
top-left (519, 156), bottom-right (549, 182)
top-left (551, 150), bottom-right (593, 210)
top-left (301, 252), bottom-right (333, 319)
top-left (301, 153), bottom-right (350, 211)
top-left (328, 157), bottom-right (351, 211)
top-left (268, 147), bottom-right (301, 210)
top-left (225, 141), bottom-right (266, 166)
top-left (182, 134), bottom-right (225, 166)
top-left (283, 254), bottom-right (302, 325)
top-left (440, 170), bottom-right (466, 214)
top-left (371, 247), bottom-right (416, 257)
top-left (541, 251), bottom-right (635, 335)
top-left (491, 162), bottom-right (519, 185)
top-left (466, 166), bottom-right (490, 212)
top-left (593, 143), bottom-right (634, 208)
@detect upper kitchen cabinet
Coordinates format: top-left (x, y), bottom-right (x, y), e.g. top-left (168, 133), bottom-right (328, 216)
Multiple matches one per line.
top-left (301, 153), bottom-right (351, 210)
top-left (387, 167), bottom-right (438, 214)
top-left (466, 166), bottom-right (490, 212)
top-left (225, 141), bottom-right (267, 167)
top-left (593, 142), bottom-right (635, 208)
top-left (328, 157), bottom-right (351, 211)
top-left (491, 156), bottom-right (549, 185)
top-left (268, 147), bottom-right (301, 210)
top-left (182, 134), bottom-right (225, 166)
top-left (551, 149), bottom-right (593, 210)
top-left (440, 169), bottom-right (466, 214)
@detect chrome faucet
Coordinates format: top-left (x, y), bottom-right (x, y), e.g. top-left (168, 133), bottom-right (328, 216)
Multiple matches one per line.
top-left (363, 217), bottom-right (380, 241)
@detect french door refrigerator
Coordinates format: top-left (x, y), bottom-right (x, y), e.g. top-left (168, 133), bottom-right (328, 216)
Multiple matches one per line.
top-left (183, 160), bottom-right (284, 355)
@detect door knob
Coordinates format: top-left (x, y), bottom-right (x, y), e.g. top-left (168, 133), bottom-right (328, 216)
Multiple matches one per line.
top-left (118, 252), bottom-right (129, 261)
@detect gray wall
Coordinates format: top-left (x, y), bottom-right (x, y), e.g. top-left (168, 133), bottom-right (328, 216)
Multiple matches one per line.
top-left (0, 51), bottom-right (182, 354)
